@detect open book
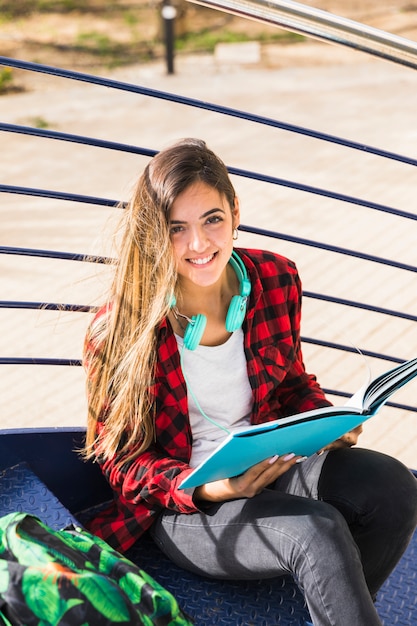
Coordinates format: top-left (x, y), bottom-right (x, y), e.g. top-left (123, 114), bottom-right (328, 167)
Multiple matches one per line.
top-left (179, 356), bottom-right (417, 490)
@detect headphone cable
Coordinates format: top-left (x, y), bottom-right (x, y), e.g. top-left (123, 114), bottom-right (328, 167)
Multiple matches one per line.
top-left (180, 343), bottom-right (231, 435)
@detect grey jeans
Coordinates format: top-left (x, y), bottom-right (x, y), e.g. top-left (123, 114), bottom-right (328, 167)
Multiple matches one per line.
top-left (151, 448), bottom-right (417, 626)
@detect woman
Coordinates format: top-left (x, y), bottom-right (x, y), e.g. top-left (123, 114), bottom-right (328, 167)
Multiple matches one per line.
top-left (84, 138), bottom-right (417, 626)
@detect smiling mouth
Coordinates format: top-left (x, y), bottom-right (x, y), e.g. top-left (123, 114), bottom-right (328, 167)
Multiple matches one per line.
top-left (188, 253), bottom-right (216, 266)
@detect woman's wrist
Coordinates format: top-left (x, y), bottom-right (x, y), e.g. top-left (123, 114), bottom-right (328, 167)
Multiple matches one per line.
top-left (193, 482), bottom-right (232, 504)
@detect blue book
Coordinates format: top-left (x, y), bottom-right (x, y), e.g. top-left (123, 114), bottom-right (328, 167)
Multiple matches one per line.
top-left (179, 356), bottom-right (417, 489)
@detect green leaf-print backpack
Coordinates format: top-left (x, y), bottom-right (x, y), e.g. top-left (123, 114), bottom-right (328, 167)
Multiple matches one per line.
top-left (0, 512), bottom-right (193, 626)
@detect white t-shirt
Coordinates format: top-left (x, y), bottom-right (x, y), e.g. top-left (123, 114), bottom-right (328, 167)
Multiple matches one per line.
top-left (175, 328), bottom-right (253, 467)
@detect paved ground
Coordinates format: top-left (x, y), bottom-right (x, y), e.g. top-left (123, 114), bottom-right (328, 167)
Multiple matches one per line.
top-left (1, 38), bottom-right (417, 468)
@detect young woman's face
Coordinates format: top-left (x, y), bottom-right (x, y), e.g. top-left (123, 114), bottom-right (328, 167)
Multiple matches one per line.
top-left (169, 181), bottom-right (240, 289)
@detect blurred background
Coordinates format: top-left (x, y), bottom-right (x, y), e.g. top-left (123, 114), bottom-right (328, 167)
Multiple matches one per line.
top-left (1, 0), bottom-right (417, 81)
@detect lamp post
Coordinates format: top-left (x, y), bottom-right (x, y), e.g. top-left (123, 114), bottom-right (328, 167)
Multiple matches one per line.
top-left (161, 1), bottom-right (177, 74)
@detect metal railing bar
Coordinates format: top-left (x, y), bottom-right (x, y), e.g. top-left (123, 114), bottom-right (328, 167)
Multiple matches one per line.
top-left (229, 167), bottom-right (417, 223)
top-left (1, 57), bottom-right (417, 168)
top-left (1, 294), bottom-right (414, 324)
top-left (0, 184), bottom-right (119, 207)
top-left (1, 222), bottom-right (415, 276)
top-left (4, 160), bottom-right (417, 226)
top-left (0, 362), bottom-right (414, 412)
top-left (0, 301), bottom-right (97, 313)
top-left (0, 246), bottom-right (112, 264)
top-left (0, 357), bottom-right (81, 366)
top-left (0, 348), bottom-right (399, 366)
top-left (239, 224), bottom-right (417, 274)
top-left (0, 342), bottom-right (403, 367)
top-left (302, 292), bottom-right (417, 323)
top-left (0, 122), bottom-right (155, 157)
top-left (301, 336), bottom-right (404, 364)
top-left (187, 0), bottom-right (417, 70)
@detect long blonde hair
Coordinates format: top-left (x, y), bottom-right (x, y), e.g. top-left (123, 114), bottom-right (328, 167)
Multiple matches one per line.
top-left (84, 138), bottom-right (236, 465)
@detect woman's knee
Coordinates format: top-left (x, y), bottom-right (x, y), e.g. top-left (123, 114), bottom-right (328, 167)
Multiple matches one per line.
top-left (282, 498), bottom-right (360, 566)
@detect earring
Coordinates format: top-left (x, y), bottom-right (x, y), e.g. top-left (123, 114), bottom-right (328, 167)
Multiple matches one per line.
top-left (233, 228), bottom-right (239, 240)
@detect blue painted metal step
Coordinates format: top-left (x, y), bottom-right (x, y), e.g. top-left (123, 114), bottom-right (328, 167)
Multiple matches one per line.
top-left (0, 461), bottom-right (415, 625)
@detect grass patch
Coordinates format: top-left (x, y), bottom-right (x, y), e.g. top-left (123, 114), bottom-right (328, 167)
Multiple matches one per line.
top-left (30, 116), bottom-right (50, 128)
top-left (176, 28), bottom-right (305, 54)
top-left (0, 67), bottom-right (14, 94)
top-left (0, 0), bottom-right (116, 17)
top-left (74, 30), bottom-right (157, 67)
top-left (76, 31), bottom-right (115, 56)
top-left (0, 0), bottom-right (306, 71)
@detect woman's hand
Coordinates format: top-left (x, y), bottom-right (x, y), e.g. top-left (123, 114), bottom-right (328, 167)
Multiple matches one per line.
top-left (194, 453), bottom-right (301, 503)
top-left (318, 424), bottom-right (363, 454)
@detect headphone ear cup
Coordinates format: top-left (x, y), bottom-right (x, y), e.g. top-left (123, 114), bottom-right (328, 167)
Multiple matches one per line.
top-left (225, 295), bottom-right (247, 332)
top-left (183, 314), bottom-right (207, 351)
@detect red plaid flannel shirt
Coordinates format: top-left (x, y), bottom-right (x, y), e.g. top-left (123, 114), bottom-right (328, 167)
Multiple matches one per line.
top-left (85, 248), bottom-right (332, 552)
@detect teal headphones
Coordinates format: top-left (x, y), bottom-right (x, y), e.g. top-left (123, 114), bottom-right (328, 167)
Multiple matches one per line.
top-left (172, 250), bottom-right (251, 351)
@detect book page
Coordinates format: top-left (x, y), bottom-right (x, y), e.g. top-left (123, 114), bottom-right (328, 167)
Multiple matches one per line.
top-left (345, 357), bottom-right (417, 414)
